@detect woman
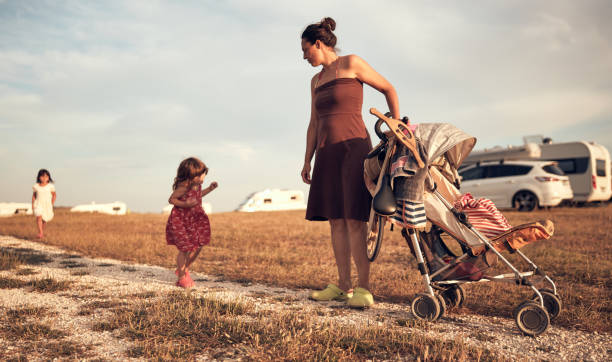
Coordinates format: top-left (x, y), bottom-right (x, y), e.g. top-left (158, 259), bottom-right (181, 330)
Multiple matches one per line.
top-left (300, 17), bottom-right (400, 307)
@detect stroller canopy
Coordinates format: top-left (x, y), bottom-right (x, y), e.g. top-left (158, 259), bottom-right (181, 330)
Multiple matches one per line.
top-left (415, 123), bottom-right (476, 169)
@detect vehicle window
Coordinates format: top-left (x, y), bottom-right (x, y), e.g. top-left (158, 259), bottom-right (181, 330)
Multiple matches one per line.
top-left (542, 164), bottom-right (565, 176)
top-left (487, 165), bottom-right (532, 178)
top-left (552, 157), bottom-right (589, 174)
top-left (459, 166), bottom-right (485, 181)
top-left (596, 159), bottom-right (606, 177)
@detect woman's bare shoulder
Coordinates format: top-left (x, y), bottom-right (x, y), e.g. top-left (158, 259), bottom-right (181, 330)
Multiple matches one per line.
top-left (343, 54), bottom-right (365, 67)
top-left (310, 73), bottom-right (320, 87)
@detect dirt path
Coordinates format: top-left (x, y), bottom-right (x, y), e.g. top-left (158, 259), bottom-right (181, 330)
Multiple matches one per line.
top-left (0, 235), bottom-right (610, 361)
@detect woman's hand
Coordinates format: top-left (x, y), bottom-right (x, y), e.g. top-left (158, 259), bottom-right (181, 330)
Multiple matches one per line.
top-left (185, 198), bottom-right (198, 207)
top-left (301, 163), bottom-right (312, 184)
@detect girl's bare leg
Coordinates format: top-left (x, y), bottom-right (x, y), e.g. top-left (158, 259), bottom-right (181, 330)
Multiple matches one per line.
top-left (329, 219), bottom-right (352, 292)
top-left (346, 219), bottom-right (370, 290)
top-left (36, 216), bottom-right (44, 238)
top-left (185, 247), bottom-right (202, 270)
top-left (176, 251), bottom-right (189, 279)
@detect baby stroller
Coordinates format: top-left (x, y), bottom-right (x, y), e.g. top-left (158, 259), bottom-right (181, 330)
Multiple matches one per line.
top-left (364, 109), bottom-right (561, 336)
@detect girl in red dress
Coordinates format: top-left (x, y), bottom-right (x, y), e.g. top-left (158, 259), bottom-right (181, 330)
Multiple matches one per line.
top-left (166, 157), bottom-right (218, 288)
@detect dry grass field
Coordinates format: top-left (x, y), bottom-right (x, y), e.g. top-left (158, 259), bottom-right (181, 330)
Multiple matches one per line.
top-left (1, 204), bottom-right (611, 341)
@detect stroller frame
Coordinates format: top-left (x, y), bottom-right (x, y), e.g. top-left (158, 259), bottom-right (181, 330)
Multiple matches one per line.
top-left (365, 109), bottom-right (561, 336)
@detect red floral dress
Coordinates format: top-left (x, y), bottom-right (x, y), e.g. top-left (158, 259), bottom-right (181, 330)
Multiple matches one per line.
top-left (166, 185), bottom-right (211, 252)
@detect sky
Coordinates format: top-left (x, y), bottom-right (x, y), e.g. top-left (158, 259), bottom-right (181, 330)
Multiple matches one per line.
top-left (1, 0), bottom-right (611, 213)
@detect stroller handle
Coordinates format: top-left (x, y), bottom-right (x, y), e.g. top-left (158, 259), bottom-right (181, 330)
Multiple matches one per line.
top-left (369, 107), bottom-right (425, 168)
top-left (366, 111), bottom-right (393, 159)
top-left (371, 109), bottom-right (411, 141)
top-left (374, 115), bottom-right (391, 141)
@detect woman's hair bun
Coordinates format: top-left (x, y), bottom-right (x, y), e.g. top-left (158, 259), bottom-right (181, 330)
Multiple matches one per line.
top-left (302, 17), bottom-right (338, 48)
top-left (321, 17), bottom-right (336, 31)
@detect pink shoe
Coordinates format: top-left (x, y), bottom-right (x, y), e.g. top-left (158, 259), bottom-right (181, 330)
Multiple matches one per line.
top-left (176, 276), bottom-right (192, 288)
top-left (185, 274), bottom-right (195, 288)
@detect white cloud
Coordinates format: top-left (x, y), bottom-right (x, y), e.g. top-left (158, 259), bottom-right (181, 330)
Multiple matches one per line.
top-left (0, 0), bottom-right (610, 211)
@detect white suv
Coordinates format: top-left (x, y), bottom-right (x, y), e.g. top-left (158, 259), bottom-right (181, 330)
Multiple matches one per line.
top-left (458, 160), bottom-right (574, 211)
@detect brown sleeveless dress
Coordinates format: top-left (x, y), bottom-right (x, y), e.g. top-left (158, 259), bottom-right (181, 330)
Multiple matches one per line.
top-left (306, 77), bottom-right (372, 221)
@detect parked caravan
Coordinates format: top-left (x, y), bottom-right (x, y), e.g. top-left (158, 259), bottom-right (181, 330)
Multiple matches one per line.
top-left (538, 141), bottom-right (611, 202)
top-left (463, 137), bottom-right (612, 203)
top-left (163, 202), bottom-right (212, 214)
top-left (0, 202), bottom-right (33, 217)
top-left (463, 143), bottom-right (541, 165)
top-left (235, 189), bottom-right (307, 212)
top-left (70, 201), bottom-right (128, 215)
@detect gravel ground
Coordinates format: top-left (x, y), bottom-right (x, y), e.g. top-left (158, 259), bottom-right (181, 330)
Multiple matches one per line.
top-left (1, 235), bottom-right (610, 361)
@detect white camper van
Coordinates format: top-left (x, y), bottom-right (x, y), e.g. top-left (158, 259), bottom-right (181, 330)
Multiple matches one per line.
top-left (538, 141), bottom-right (611, 202)
top-left (236, 189), bottom-right (307, 212)
top-left (70, 201), bottom-right (128, 215)
top-left (0, 203), bottom-right (33, 217)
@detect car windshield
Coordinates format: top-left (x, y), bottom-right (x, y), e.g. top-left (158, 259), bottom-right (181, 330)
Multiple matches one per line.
top-left (542, 164), bottom-right (565, 176)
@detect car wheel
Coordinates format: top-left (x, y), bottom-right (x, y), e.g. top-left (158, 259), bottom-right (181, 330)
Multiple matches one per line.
top-left (513, 191), bottom-right (538, 212)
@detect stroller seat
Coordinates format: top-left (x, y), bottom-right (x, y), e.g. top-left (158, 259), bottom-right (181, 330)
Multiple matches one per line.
top-left (424, 167), bottom-right (554, 258)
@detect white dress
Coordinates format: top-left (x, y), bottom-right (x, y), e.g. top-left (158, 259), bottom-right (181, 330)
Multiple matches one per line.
top-left (33, 183), bottom-right (55, 222)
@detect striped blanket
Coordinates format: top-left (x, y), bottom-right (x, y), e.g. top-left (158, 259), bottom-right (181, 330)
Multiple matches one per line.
top-left (390, 200), bottom-right (427, 229)
top-left (454, 193), bottom-right (512, 239)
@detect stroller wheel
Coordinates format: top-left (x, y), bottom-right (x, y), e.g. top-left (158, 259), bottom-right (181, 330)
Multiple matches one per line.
top-left (411, 293), bottom-right (441, 321)
top-left (531, 289), bottom-right (562, 321)
top-left (441, 285), bottom-right (463, 308)
top-left (512, 300), bottom-right (532, 320)
top-left (514, 302), bottom-right (550, 336)
top-left (367, 215), bottom-right (385, 262)
top-left (436, 293), bottom-right (447, 318)
top-left (457, 285), bottom-right (466, 307)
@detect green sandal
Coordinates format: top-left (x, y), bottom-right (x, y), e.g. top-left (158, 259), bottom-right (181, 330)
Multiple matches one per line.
top-left (309, 284), bottom-right (352, 302)
top-left (347, 287), bottom-right (374, 308)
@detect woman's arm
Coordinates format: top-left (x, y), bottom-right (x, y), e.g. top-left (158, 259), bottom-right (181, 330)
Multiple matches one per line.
top-left (348, 55), bottom-right (400, 119)
top-left (168, 185), bottom-right (197, 208)
top-left (301, 76), bottom-right (319, 185)
top-left (201, 182), bottom-right (218, 197)
top-left (32, 192), bottom-right (36, 210)
top-left (51, 191), bottom-right (56, 206)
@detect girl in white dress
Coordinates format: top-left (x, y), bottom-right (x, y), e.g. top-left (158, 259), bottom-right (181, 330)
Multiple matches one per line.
top-left (32, 169), bottom-right (56, 239)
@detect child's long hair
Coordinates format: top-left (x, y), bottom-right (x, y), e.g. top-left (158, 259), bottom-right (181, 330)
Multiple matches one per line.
top-left (172, 157), bottom-right (208, 190)
top-left (36, 169), bottom-right (53, 183)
